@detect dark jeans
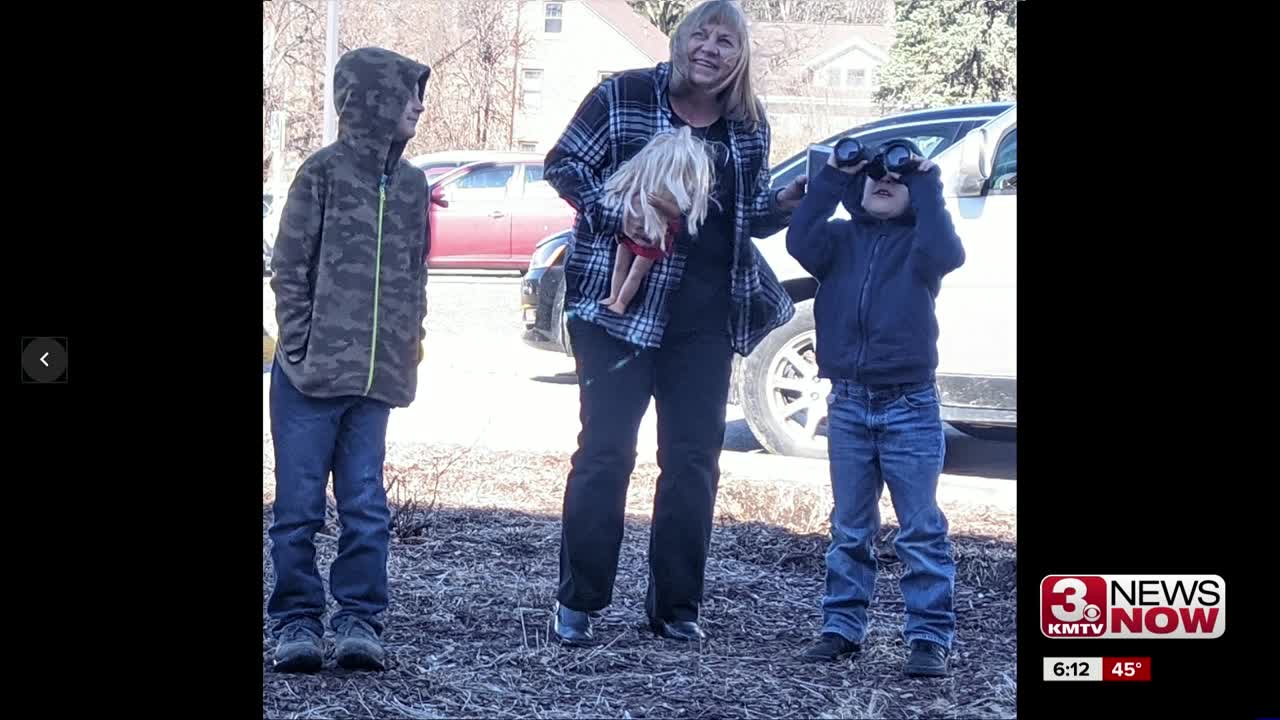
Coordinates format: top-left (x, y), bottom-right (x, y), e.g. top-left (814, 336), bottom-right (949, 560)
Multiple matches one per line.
top-left (558, 318), bottom-right (733, 623)
top-left (822, 380), bottom-right (956, 649)
top-left (267, 361), bottom-right (392, 638)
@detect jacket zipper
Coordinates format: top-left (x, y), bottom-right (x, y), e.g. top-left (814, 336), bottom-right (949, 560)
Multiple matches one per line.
top-left (364, 174), bottom-right (388, 395)
top-left (853, 232), bottom-right (886, 381)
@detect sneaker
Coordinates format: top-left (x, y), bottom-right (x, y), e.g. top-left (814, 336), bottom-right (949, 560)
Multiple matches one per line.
top-left (335, 617), bottom-right (385, 671)
top-left (799, 632), bottom-right (861, 662)
top-left (273, 622), bottom-right (323, 673)
top-left (903, 639), bottom-right (949, 677)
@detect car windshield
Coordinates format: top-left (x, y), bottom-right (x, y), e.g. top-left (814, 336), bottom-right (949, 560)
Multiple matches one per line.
top-left (768, 110), bottom-right (1005, 190)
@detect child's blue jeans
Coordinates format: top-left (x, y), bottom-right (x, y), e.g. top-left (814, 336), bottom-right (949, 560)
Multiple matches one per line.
top-left (267, 360), bottom-right (393, 638)
top-left (821, 379), bottom-right (956, 649)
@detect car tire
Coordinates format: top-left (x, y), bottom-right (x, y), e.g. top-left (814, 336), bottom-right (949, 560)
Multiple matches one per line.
top-left (263, 329), bottom-right (276, 373)
top-left (738, 300), bottom-right (830, 459)
top-left (950, 423), bottom-right (1017, 442)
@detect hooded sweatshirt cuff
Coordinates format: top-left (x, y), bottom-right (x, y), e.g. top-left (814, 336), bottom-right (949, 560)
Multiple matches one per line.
top-left (905, 165), bottom-right (945, 210)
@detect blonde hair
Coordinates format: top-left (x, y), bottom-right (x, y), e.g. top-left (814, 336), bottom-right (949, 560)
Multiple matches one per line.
top-left (668, 0), bottom-right (763, 132)
top-left (602, 126), bottom-right (715, 253)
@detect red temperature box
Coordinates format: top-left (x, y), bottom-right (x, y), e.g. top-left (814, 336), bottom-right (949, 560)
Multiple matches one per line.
top-left (1101, 657), bottom-right (1151, 681)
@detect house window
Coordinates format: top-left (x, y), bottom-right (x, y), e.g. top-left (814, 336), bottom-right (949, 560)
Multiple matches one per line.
top-left (846, 69), bottom-right (866, 88)
top-left (826, 68), bottom-right (840, 87)
top-left (518, 142), bottom-right (538, 152)
top-left (544, 2), bottom-right (563, 33)
top-left (522, 68), bottom-right (544, 111)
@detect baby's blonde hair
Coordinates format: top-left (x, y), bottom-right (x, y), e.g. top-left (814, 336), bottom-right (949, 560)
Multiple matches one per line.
top-left (602, 126), bottom-right (716, 253)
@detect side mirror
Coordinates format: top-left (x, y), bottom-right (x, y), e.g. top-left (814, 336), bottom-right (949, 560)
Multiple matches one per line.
top-left (955, 128), bottom-right (990, 197)
top-left (430, 184), bottom-right (449, 208)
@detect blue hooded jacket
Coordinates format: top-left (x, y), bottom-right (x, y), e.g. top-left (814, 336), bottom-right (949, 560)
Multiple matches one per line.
top-left (785, 162), bottom-right (965, 384)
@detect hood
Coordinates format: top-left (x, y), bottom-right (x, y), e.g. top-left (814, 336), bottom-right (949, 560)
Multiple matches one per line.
top-left (840, 171), bottom-right (916, 226)
top-left (333, 47), bottom-right (431, 176)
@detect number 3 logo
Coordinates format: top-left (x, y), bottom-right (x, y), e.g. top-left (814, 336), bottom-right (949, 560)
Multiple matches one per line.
top-left (1051, 577), bottom-right (1088, 622)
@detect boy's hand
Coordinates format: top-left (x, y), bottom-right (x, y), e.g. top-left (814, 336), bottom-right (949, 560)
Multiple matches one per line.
top-left (827, 152), bottom-right (868, 176)
top-left (902, 154), bottom-right (941, 187)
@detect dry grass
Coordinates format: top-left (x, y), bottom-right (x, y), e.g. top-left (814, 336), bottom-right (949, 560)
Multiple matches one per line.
top-left (263, 445), bottom-right (1016, 719)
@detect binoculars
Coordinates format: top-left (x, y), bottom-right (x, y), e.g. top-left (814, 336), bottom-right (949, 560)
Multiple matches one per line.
top-left (832, 137), bottom-right (922, 180)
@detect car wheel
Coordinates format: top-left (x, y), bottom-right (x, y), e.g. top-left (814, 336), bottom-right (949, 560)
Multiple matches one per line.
top-left (263, 328), bottom-right (276, 372)
top-left (739, 300), bottom-right (830, 459)
top-left (950, 423), bottom-right (1017, 442)
top-left (557, 280), bottom-right (573, 357)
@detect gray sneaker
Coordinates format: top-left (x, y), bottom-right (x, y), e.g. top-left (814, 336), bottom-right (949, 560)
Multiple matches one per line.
top-left (273, 622), bottom-right (323, 673)
top-left (903, 639), bottom-right (950, 677)
top-left (335, 617), bottom-right (385, 671)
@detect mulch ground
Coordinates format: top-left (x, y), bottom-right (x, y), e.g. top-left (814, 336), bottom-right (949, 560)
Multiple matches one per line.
top-left (262, 448), bottom-right (1016, 719)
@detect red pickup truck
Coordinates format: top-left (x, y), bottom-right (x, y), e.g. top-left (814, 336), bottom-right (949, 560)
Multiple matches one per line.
top-left (425, 154), bottom-right (576, 272)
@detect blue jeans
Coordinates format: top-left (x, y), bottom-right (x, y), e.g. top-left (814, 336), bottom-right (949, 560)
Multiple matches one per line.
top-left (267, 361), bottom-right (392, 638)
top-left (821, 380), bottom-right (956, 649)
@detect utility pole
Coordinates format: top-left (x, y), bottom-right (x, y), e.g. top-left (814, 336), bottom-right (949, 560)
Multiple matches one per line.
top-left (323, 0), bottom-right (340, 146)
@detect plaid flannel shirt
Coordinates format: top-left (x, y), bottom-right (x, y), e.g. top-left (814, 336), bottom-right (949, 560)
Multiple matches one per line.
top-left (544, 62), bottom-right (795, 356)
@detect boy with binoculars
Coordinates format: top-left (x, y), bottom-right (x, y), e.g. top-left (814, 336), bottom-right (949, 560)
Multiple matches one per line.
top-left (786, 138), bottom-right (966, 677)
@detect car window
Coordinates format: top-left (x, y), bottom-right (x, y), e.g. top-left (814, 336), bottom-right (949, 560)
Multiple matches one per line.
top-left (522, 163), bottom-right (558, 199)
top-left (770, 122), bottom-right (963, 190)
top-left (418, 161), bottom-right (461, 172)
top-left (987, 128), bottom-right (1016, 195)
top-left (455, 165), bottom-right (515, 191)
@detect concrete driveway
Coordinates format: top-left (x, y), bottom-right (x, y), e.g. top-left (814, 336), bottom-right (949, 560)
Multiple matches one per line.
top-left (263, 274), bottom-right (1016, 506)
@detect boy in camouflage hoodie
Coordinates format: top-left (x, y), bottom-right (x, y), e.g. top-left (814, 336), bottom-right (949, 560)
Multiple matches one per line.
top-left (268, 47), bottom-right (431, 673)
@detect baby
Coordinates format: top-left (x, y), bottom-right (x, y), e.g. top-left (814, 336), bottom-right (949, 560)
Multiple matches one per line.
top-left (600, 126), bottom-right (716, 314)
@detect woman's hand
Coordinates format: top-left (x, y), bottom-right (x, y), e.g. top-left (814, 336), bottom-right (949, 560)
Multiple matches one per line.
top-left (775, 175), bottom-right (809, 212)
top-left (623, 193), bottom-right (682, 246)
top-left (648, 193), bottom-right (682, 220)
top-left (622, 206), bottom-right (653, 245)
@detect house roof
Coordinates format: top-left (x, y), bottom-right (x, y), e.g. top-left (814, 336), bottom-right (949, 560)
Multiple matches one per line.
top-left (581, 0), bottom-right (671, 63)
top-left (750, 22), bottom-right (893, 81)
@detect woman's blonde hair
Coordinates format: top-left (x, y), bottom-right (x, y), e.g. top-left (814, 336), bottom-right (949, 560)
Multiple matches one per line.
top-left (668, 0), bottom-right (763, 131)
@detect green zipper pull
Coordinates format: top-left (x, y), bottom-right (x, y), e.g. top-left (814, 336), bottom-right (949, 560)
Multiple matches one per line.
top-left (364, 174), bottom-right (388, 395)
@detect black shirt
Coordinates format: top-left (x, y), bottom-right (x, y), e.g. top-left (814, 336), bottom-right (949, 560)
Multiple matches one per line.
top-left (665, 115), bottom-right (734, 337)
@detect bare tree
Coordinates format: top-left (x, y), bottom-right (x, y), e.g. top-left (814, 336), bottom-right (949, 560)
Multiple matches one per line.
top-left (263, 0), bottom-right (326, 183)
top-left (627, 0), bottom-right (688, 35)
top-left (739, 0), bottom-right (891, 24)
top-left (264, 0), bottom-right (536, 180)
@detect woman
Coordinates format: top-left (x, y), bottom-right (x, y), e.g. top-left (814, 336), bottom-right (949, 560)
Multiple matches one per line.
top-left (543, 0), bottom-right (808, 644)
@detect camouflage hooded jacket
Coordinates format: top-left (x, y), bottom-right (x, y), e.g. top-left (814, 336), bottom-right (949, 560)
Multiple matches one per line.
top-left (270, 48), bottom-right (431, 408)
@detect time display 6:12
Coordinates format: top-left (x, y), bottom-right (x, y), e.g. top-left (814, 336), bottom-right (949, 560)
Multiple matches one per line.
top-left (1055, 661), bottom-right (1091, 677)
top-left (1042, 657), bottom-right (1102, 682)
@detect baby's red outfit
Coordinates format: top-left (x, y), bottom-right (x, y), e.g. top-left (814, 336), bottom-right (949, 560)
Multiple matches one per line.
top-left (619, 217), bottom-right (683, 260)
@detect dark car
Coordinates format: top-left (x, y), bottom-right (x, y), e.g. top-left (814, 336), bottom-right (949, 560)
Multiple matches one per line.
top-left (520, 229), bottom-right (574, 354)
top-left (517, 103), bottom-right (1013, 367)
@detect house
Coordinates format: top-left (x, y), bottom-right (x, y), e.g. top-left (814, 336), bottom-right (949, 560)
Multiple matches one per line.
top-left (512, 0), bottom-right (670, 153)
top-left (749, 22), bottom-right (896, 161)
